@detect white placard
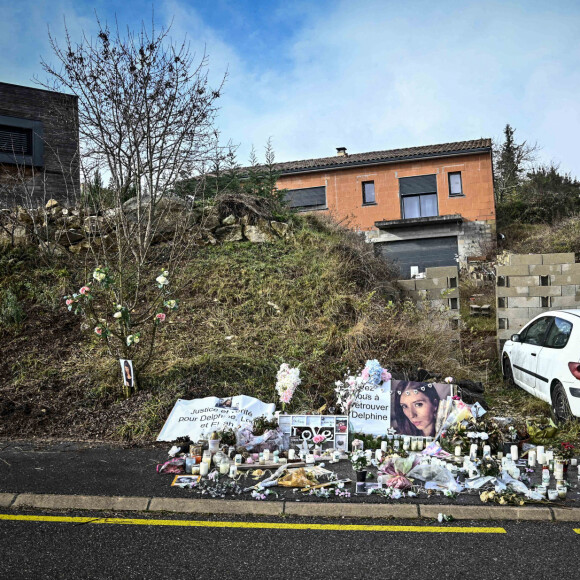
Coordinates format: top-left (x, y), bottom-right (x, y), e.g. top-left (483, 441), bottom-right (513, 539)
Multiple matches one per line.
top-left (157, 395), bottom-right (275, 442)
top-left (349, 380), bottom-right (391, 436)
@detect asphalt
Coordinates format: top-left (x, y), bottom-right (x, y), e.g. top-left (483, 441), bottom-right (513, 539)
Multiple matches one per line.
top-left (1, 440), bottom-right (579, 521)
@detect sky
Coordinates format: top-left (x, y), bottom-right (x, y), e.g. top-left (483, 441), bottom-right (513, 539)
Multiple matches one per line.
top-left (1, 0), bottom-right (580, 176)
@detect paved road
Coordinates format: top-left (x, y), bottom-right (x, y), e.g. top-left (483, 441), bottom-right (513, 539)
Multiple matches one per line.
top-left (1, 510), bottom-right (578, 579)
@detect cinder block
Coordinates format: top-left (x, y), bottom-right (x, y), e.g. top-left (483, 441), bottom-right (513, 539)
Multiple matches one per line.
top-left (497, 286), bottom-right (529, 297)
top-left (426, 288), bottom-right (458, 299)
top-left (529, 264), bottom-right (562, 275)
top-left (509, 254), bottom-right (543, 266)
top-left (562, 285), bottom-right (577, 296)
top-left (528, 307), bottom-right (552, 317)
top-left (561, 263), bottom-right (580, 273)
top-left (506, 319), bottom-right (528, 332)
top-left (508, 275), bottom-right (541, 287)
top-left (551, 274), bottom-right (580, 286)
top-left (430, 277), bottom-right (449, 289)
top-left (497, 265), bottom-right (530, 276)
top-left (425, 266), bottom-right (458, 278)
top-left (502, 308), bottom-right (532, 321)
top-left (551, 296), bottom-right (580, 308)
top-left (397, 279), bottom-right (416, 291)
top-left (408, 290), bottom-right (427, 301)
top-left (528, 286), bottom-right (562, 297)
top-left (508, 296), bottom-right (541, 308)
top-left (542, 253), bottom-right (575, 265)
top-left (497, 328), bottom-right (515, 341)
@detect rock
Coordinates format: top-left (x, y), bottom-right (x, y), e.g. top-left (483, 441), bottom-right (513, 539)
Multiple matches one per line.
top-left (83, 215), bottom-right (107, 235)
top-left (214, 224), bottom-right (243, 242)
top-left (203, 232), bottom-right (217, 245)
top-left (56, 229), bottom-right (85, 245)
top-left (244, 223), bottom-right (276, 243)
top-left (222, 214), bottom-right (237, 226)
top-left (270, 221), bottom-right (289, 238)
top-left (38, 241), bottom-right (68, 257)
top-left (64, 215), bottom-right (82, 229)
top-left (45, 199), bottom-right (60, 210)
top-left (201, 209), bottom-right (221, 231)
top-left (17, 207), bottom-right (33, 224)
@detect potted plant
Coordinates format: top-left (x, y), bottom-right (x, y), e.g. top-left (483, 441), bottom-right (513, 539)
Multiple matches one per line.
top-left (349, 451), bottom-right (369, 482)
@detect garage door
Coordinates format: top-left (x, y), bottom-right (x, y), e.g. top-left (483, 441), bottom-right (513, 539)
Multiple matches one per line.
top-left (375, 236), bottom-right (458, 279)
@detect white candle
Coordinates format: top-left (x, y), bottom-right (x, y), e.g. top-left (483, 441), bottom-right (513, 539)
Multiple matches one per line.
top-left (288, 449), bottom-right (296, 460)
top-left (557, 485), bottom-right (567, 499)
top-left (470, 444), bottom-right (478, 461)
top-left (365, 449), bottom-right (373, 462)
top-left (411, 437), bottom-right (418, 451)
top-left (536, 446), bottom-right (545, 465)
top-left (417, 438), bottom-right (424, 451)
top-left (219, 461), bottom-right (230, 475)
top-left (528, 450), bottom-right (536, 467)
top-left (381, 441), bottom-right (389, 453)
top-left (454, 445), bottom-right (462, 457)
top-left (377, 475), bottom-right (384, 488)
top-left (548, 489), bottom-right (558, 501)
top-left (571, 458), bottom-right (578, 466)
top-left (511, 445), bottom-right (519, 461)
top-left (306, 453), bottom-right (315, 465)
top-left (199, 462), bottom-right (209, 477)
top-left (263, 449), bottom-right (270, 462)
top-left (403, 437), bottom-right (410, 451)
top-left (375, 449), bottom-right (383, 462)
top-left (546, 450), bottom-right (554, 462)
top-left (229, 464), bottom-right (238, 478)
top-left (483, 445), bottom-right (491, 458)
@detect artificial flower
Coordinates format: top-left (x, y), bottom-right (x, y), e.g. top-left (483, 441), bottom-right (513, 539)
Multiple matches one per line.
top-left (113, 311), bottom-right (122, 319)
top-left (79, 286), bottom-right (90, 295)
top-left (155, 312), bottom-right (166, 322)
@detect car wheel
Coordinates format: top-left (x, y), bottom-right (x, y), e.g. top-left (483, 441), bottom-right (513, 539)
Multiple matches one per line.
top-left (503, 356), bottom-right (515, 389)
top-left (551, 382), bottom-right (573, 424)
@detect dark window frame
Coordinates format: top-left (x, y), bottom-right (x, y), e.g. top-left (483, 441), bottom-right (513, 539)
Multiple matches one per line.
top-left (448, 171), bottom-right (464, 197)
top-left (400, 192), bottom-right (439, 219)
top-left (0, 115), bottom-right (44, 167)
top-left (285, 185), bottom-right (327, 211)
top-left (399, 174), bottom-right (439, 219)
top-left (362, 180), bottom-right (376, 205)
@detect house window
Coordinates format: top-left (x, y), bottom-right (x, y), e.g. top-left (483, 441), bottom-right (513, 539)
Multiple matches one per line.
top-left (362, 181), bottom-right (375, 205)
top-left (285, 186), bottom-right (326, 211)
top-left (448, 172), bottom-right (463, 197)
top-left (0, 115), bottom-right (44, 167)
top-left (399, 174), bottom-right (438, 219)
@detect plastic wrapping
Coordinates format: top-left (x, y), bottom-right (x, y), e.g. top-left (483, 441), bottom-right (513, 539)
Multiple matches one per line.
top-left (408, 463), bottom-right (463, 493)
top-left (236, 427), bottom-right (285, 452)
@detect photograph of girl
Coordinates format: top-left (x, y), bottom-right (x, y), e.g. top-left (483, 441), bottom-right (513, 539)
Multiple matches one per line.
top-left (391, 380), bottom-right (450, 438)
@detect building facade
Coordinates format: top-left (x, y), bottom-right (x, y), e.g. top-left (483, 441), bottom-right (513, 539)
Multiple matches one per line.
top-left (275, 139), bottom-right (495, 279)
top-left (0, 82), bottom-right (79, 207)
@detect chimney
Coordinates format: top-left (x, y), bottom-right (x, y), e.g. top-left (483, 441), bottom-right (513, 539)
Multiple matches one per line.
top-left (336, 147), bottom-right (347, 156)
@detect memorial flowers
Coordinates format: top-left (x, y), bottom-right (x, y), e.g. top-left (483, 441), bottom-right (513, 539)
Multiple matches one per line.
top-left (275, 363), bottom-right (301, 411)
top-left (335, 359), bottom-right (391, 414)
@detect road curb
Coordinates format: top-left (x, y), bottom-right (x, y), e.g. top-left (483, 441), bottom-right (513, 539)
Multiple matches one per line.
top-left (2, 493), bottom-right (577, 522)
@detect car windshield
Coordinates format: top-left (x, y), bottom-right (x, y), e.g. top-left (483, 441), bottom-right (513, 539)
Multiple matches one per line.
top-left (521, 316), bottom-right (552, 346)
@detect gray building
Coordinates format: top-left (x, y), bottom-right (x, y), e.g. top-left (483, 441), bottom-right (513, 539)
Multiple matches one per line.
top-left (0, 82), bottom-right (79, 207)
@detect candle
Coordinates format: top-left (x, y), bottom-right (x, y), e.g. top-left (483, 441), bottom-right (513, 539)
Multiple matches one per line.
top-left (542, 466), bottom-right (550, 485)
top-left (288, 449), bottom-right (296, 460)
top-left (263, 449), bottom-right (270, 462)
top-left (548, 489), bottom-right (558, 501)
top-left (365, 449), bottom-right (373, 462)
top-left (497, 451), bottom-right (503, 460)
top-left (274, 455), bottom-right (280, 464)
top-left (381, 441), bottom-right (389, 453)
top-left (403, 437), bottom-right (410, 451)
top-left (306, 453), bottom-right (315, 465)
top-left (417, 438), bottom-right (424, 451)
top-left (202, 451), bottom-right (212, 467)
top-left (219, 461), bottom-right (230, 475)
top-left (333, 450), bottom-right (341, 462)
top-left (259, 453), bottom-right (265, 465)
top-left (536, 485), bottom-right (547, 498)
top-left (199, 462), bottom-right (209, 477)
top-left (571, 458), bottom-right (578, 466)
top-left (454, 445), bottom-right (462, 457)
top-left (235, 454), bottom-right (242, 465)
top-left (469, 444), bottom-right (478, 461)
top-left (375, 449), bottom-right (383, 462)
top-left (411, 437), bottom-right (418, 451)
top-left (557, 484), bottom-right (567, 499)
top-left (377, 475), bottom-right (384, 488)
top-left (546, 450), bottom-right (554, 462)
top-left (229, 464), bottom-right (238, 478)
top-left (511, 445), bottom-right (519, 461)
top-left (483, 445), bottom-right (491, 458)
top-left (536, 446), bottom-right (545, 465)
top-left (528, 450), bottom-right (536, 467)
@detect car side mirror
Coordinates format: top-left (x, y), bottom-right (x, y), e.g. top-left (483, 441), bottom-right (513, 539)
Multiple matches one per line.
top-left (511, 334), bottom-right (521, 342)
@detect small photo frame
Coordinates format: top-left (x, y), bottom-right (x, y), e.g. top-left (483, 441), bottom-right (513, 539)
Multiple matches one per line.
top-left (120, 359), bottom-right (135, 390)
top-left (171, 475), bottom-right (200, 487)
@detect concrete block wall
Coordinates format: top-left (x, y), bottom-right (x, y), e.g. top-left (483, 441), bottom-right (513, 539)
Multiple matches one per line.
top-left (496, 253), bottom-right (580, 350)
top-left (398, 266), bottom-right (460, 331)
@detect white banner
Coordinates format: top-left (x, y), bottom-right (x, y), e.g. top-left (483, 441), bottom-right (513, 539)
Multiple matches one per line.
top-left (349, 380), bottom-right (391, 436)
top-left (157, 395), bottom-right (276, 442)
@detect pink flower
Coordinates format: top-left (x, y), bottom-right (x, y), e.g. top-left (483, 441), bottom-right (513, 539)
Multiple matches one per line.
top-left (360, 368), bottom-right (370, 381)
top-left (381, 369), bottom-right (392, 382)
top-left (280, 390), bottom-right (293, 403)
top-left (313, 434), bottom-right (326, 444)
top-left (66, 299), bottom-right (73, 306)
top-left (80, 286), bottom-right (90, 295)
top-left (94, 326), bottom-right (103, 335)
top-left (155, 313), bottom-right (166, 322)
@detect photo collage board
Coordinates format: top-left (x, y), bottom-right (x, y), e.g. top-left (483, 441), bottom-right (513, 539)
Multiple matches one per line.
top-left (277, 415), bottom-right (349, 454)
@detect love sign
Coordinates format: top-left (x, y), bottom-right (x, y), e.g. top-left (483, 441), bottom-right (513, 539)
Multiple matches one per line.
top-left (277, 414), bottom-right (349, 452)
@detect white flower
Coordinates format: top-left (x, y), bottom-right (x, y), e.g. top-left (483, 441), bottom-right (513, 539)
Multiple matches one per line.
top-left (479, 433), bottom-right (489, 440)
top-left (113, 312), bottom-right (122, 319)
top-left (126, 335), bottom-right (134, 346)
top-left (391, 489), bottom-right (402, 499)
top-left (444, 377), bottom-right (454, 384)
top-left (93, 270), bottom-right (106, 282)
top-left (133, 335), bottom-right (140, 344)
top-left (156, 275), bottom-right (168, 286)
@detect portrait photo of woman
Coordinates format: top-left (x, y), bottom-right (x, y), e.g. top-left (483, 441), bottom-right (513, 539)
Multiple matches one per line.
top-left (120, 359), bottom-right (134, 390)
top-left (391, 380), bottom-right (443, 438)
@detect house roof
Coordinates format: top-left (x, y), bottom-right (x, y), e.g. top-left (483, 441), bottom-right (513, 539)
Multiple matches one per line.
top-left (271, 138), bottom-right (492, 175)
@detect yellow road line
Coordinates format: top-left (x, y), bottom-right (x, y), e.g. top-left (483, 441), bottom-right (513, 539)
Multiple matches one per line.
top-left (0, 514), bottom-right (505, 533)
top-left (574, 529), bottom-right (580, 534)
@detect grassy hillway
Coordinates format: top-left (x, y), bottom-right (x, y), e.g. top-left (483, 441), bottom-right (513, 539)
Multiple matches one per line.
top-left (0, 208), bottom-right (576, 444)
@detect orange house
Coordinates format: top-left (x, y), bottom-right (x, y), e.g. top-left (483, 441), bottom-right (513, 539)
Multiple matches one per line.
top-left (275, 139), bottom-right (495, 278)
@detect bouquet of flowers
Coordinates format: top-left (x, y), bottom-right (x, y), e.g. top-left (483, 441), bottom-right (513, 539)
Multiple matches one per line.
top-left (349, 451), bottom-right (369, 473)
top-left (378, 455), bottom-right (419, 490)
top-left (275, 363), bottom-right (301, 411)
top-left (335, 359), bottom-right (391, 414)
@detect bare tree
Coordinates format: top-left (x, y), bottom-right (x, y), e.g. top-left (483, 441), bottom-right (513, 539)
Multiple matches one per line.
top-left (35, 15), bottom-right (226, 384)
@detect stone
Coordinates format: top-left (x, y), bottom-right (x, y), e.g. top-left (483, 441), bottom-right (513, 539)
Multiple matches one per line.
top-left (45, 199), bottom-right (60, 210)
top-left (56, 229), bottom-right (85, 245)
top-left (201, 210), bottom-right (221, 231)
top-left (214, 224), bottom-right (243, 242)
top-left (244, 224), bottom-right (276, 243)
top-left (83, 215), bottom-right (107, 235)
top-left (270, 221), bottom-right (290, 238)
top-left (16, 207), bottom-right (34, 224)
top-left (221, 214), bottom-right (237, 226)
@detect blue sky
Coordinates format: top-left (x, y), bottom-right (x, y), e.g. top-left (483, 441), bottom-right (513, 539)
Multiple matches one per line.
top-left (2, 0), bottom-right (580, 176)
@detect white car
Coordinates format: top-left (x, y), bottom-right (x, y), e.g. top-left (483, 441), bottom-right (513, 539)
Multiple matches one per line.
top-left (501, 309), bottom-right (580, 422)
